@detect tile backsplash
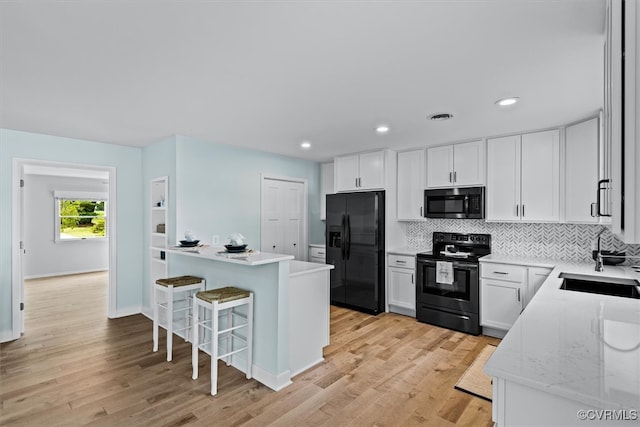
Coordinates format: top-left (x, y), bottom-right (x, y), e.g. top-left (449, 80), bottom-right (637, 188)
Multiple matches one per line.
top-left (406, 220), bottom-right (640, 264)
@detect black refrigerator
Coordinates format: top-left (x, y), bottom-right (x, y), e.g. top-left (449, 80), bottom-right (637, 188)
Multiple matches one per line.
top-left (326, 191), bottom-right (385, 315)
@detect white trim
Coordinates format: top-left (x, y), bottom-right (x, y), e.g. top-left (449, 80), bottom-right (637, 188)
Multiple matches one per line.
top-left (53, 190), bottom-right (108, 200)
top-left (114, 305), bottom-right (142, 318)
top-left (11, 158), bottom-right (118, 336)
top-left (0, 329), bottom-right (16, 343)
top-left (243, 362), bottom-right (292, 392)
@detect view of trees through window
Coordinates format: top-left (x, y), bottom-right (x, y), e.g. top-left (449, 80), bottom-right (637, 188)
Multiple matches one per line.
top-left (59, 199), bottom-right (107, 239)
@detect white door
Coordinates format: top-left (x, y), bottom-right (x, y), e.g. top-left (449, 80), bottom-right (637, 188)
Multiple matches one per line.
top-left (453, 140), bottom-right (485, 186)
top-left (397, 149), bottom-right (426, 220)
top-left (261, 180), bottom-right (285, 253)
top-left (486, 135), bottom-right (521, 221)
top-left (426, 145), bottom-right (454, 188)
top-left (283, 181), bottom-right (304, 260)
top-left (261, 177), bottom-right (307, 260)
top-left (521, 130), bottom-right (560, 222)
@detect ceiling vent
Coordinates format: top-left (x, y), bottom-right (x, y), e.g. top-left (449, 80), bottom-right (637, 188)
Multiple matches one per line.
top-left (428, 112), bottom-right (454, 121)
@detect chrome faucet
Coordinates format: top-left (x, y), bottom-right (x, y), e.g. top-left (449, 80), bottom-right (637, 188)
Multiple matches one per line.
top-left (594, 229), bottom-right (606, 272)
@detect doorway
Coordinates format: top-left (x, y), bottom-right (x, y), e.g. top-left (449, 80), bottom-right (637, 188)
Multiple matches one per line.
top-left (260, 175), bottom-right (308, 260)
top-left (11, 159), bottom-right (116, 340)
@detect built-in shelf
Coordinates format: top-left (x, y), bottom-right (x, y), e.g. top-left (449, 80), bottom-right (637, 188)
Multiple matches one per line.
top-left (150, 177), bottom-right (169, 309)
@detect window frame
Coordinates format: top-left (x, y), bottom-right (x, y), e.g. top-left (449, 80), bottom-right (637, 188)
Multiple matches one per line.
top-left (54, 191), bottom-right (109, 243)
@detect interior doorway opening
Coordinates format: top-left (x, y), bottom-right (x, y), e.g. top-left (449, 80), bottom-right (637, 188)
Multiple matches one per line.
top-left (11, 159), bottom-right (117, 340)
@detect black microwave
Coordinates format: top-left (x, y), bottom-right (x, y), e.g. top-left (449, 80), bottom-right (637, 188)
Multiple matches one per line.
top-left (424, 187), bottom-right (485, 219)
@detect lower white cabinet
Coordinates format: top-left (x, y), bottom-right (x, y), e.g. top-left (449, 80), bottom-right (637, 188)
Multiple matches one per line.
top-left (309, 245), bottom-right (326, 264)
top-left (481, 278), bottom-right (524, 331)
top-left (387, 254), bottom-right (416, 316)
top-left (480, 262), bottom-right (552, 337)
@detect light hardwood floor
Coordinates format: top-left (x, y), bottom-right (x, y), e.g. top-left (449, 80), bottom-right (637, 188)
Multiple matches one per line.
top-left (1, 272), bottom-right (500, 426)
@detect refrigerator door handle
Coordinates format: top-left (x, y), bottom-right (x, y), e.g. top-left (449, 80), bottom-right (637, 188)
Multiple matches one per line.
top-left (346, 214), bottom-right (351, 260)
top-left (340, 214), bottom-right (346, 260)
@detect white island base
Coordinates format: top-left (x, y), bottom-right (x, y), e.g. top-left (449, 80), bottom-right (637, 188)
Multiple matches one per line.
top-left (167, 247), bottom-right (333, 391)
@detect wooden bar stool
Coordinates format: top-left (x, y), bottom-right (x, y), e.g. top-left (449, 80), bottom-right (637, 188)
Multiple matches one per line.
top-left (191, 287), bottom-right (254, 396)
top-left (153, 275), bottom-right (205, 361)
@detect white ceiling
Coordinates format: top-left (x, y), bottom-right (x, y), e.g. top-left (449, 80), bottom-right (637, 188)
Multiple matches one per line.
top-left (0, 0), bottom-right (606, 162)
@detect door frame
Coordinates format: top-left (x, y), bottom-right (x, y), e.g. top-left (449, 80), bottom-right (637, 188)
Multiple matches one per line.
top-left (260, 174), bottom-right (308, 261)
top-left (11, 158), bottom-right (117, 340)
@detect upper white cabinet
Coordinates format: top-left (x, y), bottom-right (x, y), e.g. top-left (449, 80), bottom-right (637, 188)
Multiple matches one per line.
top-left (426, 140), bottom-right (485, 188)
top-left (565, 117), bottom-right (609, 224)
top-left (320, 162), bottom-right (334, 220)
top-left (334, 150), bottom-right (385, 192)
top-left (486, 130), bottom-right (560, 222)
top-left (397, 149), bottom-right (426, 221)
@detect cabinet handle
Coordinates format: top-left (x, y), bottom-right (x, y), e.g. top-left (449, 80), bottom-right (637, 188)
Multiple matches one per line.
top-left (515, 204), bottom-right (519, 217)
top-left (522, 204), bottom-right (525, 217)
top-left (317, 251), bottom-right (325, 256)
top-left (411, 273), bottom-right (414, 284)
top-left (516, 288), bottom-right (521, 302)
top-left (396, 260), bottom-right (406, 264)
top-left (293, 243), bottom-right (297, 247)
top-left (493, 271), bottom-right (509, 275)
top-left (449, 172), bottom-right (453, 183)
top-left (453, 171), bottom-right (457, 183)
top-left (590, 203), bottom-right (598, 217)
top-left (355, 177), bottom-right (358, 188)
top-left (420, 206), bottom-right (423, 217)
top-left (272, 245), bottom-right (276, 249)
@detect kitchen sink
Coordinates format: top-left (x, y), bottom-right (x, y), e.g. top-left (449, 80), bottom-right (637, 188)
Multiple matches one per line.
top-left (559, 273), bottom-right (640, 299)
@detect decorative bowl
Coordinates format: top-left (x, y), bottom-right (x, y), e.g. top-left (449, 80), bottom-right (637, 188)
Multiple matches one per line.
top-left (179, 240), bottom-right (200, 247)
top-left (225, 244), bottom-right (248, 253)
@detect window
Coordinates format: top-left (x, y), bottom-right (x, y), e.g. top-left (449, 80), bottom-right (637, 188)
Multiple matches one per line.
top-left (54, 191), bottom-right (108, 242)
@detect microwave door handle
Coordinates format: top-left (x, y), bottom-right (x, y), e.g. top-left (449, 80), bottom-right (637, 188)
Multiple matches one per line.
top-left (464, 194), bottom-right (470, 218)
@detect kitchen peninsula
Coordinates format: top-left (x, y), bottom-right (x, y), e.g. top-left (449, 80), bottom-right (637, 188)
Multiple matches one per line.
top-left (167, 246), bottom-right (333, 391)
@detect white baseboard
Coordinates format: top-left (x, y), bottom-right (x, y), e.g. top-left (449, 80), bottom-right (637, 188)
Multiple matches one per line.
top-left (111, 305), bottom-right (142, 318)
top-left (290, 357), bottom-right (325, 378)
top-left (24, 268), bottom-right (109, 280)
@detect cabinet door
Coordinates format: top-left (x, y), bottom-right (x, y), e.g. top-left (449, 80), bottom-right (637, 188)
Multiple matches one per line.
top-left (426, 145), bottom-right (454, 188)
top-left (526, 267), bottom-right (552, 306)
top-left (358, 151), bottom-right (385, 189)
top-left (397, 149), bottom-right (426, 220)
top-left (486, 136), bottom-right (521, 221)
top-left (565, 118), bottom-right (600, 223)
top-left (334, 155), bottom-right (359, 192)
top-left (521, 130), bottom-right (560, 222)
top-left (453, 140), bottom-right (485, 186)
top-left (481, 279), bottom-right (524, 330)
top-left (388, 267), bottom-right (416, 310)
top-left (320, 162), bottom-right (334, 220)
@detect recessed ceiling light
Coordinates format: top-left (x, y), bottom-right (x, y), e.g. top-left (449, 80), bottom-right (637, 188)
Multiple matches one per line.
top-left (495, 97), bottom-right (520, 106)
top-left (300, 141), bottom-right (312, 149)
top-left (428, 112), bottom-right (454, 121)
top-left (375, 125), bottom-right (390, 134)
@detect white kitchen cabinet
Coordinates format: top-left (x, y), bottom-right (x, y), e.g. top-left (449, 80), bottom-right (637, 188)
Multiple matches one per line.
top-left (481, 279), bottom-right (524, 331)
top-left (481, 261), bottom-right (552, 337)
top-left (309, 245), bottom-right (326, 264)
top-left (426, 140), bottom-right (485, 188)
top-left (486, 130), bottom-right (560, 222)
top-left (397, 149), bottom-right (426, 221)
top-left (334, 150), bottom-right (385, 192)
top-left (565, 117), bottom-right (606, 224)
top-left (320, 162), bottom-right (334, 220)
top-left (387, 254), bottom-right (416, 316)
top-left (526, 267), bottom-right (552, 306)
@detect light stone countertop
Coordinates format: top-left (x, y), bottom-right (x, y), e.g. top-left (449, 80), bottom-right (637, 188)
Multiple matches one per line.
top-left (289, 259), bottom-right (334, 277)
top-left (484, 261), bottom-right (640, 410)
top-left (167, 246), bottom-right (294, 266)
top-left (387, 247), bottom-right (429, 257)
top-left (308, 243), bottom-right (326, 248)
top-left (479, 254), bottom-right (558, 268)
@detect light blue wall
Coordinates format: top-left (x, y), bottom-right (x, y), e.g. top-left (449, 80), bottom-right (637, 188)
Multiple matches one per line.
top-left (0, 129), bottom-right (144, 336)
top-left (174, 135), bottom-right (323, 247)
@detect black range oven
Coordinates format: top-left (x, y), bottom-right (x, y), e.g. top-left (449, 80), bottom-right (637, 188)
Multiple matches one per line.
top-left (416, 232), bottom-right (491, 335)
